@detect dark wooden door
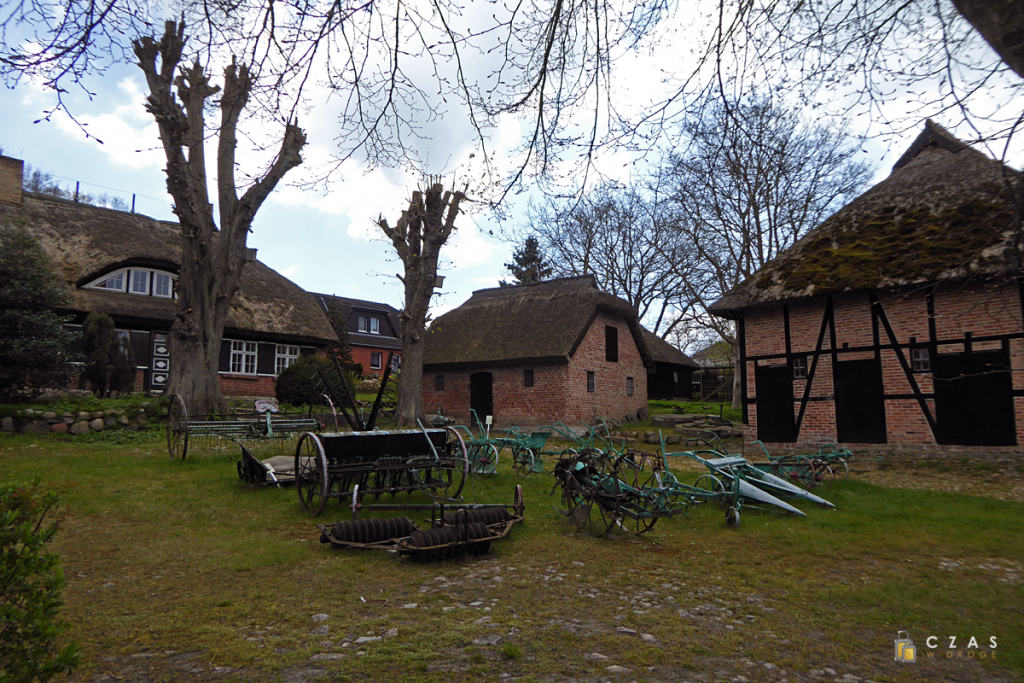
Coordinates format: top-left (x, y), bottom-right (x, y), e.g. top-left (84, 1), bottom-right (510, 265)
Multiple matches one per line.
top-left (470, 372), bottom-right (494, 422)
top-left (933, 349), bottom-right (1016, 446)
top-left (833, 358), bottom-right (887, 443)
top-left (755, 364), bottom-right (797, 442)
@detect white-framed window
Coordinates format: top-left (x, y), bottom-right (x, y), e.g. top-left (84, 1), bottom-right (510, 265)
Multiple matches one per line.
top-left (275, 345), bottom-right (300, 374)
top-left (85, 268), bottom-right (176, 298)
top-left (370, 352), bottom-right (383, 370)
top-left (370, 317), bottom-right (380, 334)
top-left (626, 376), bottom-right (634, 396)
top-left (391, 354), bottom-right (401, 371)
top-left (153, 272), bottom-right (172, 298)
top-left (358, 316), bottom-right (369, 332)
top-left (130, 270), bottom-right (149, 295)
top-left (230, 340), bottom-right (257, 375)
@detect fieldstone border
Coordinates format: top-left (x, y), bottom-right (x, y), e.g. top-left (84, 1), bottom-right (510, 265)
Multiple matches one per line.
top-left (2, 403), bottom-right (160, 436)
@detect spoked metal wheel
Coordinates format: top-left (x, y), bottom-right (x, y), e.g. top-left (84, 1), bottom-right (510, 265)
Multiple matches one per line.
top-left (811, 459), bottom-right (835, 488)
top-left (512, 447), bottom-right (535, 475)
top-left (694, 474), bottom-right (727, 507)
top-left (616, 472), bottom-right (659, 535)
top-left (580, 481), bottom-right (619, 537)
top-left (166, 394), bottom-right (189, 460)
top-left (295, 433), bottom-right (328, 516)
top-left (470, 444), bottom-right (500, 477)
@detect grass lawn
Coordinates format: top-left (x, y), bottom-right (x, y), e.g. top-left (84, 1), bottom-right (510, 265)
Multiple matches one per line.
top-left (3, 431), bottom-right (1022, 682)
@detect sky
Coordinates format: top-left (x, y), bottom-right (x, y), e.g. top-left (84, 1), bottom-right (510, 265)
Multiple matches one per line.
top-left (2, 2), bottom-right (1021, 334)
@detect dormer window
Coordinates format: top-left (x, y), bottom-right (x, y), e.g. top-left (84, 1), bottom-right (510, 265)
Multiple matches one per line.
top-left (357, 315), bottom-right (381, 334)
top-left (85, 268), bottom-right (176, 299)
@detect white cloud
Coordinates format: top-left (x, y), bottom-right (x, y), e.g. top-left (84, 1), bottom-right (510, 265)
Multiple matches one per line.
top-left (52, 78), bottom-right (163, 170)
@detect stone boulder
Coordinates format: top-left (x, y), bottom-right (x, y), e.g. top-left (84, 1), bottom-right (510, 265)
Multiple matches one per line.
top-left (89, 418), bottom-right (104, 431)
top-left (70, 421), bottom-right (90, 435)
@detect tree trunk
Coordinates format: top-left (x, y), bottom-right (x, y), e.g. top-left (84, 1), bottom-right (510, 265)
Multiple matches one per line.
top-left (731, 338), bottom-right (742, 410)
top-left (379, 183), bottom-right (466, 428)
top-left (951, 0), bottom-right (1024, 81)
top-left (133, 21), bottom-right (305, 416)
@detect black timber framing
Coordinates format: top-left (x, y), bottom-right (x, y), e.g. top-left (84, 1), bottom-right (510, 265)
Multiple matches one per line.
top-left (793, 297), bottom-right (834, 434)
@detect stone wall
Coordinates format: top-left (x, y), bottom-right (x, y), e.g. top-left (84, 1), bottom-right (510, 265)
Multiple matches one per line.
top-left (1, 404), bottom-right (159, 435)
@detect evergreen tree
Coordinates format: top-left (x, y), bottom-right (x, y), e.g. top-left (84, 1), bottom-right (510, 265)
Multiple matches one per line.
top-left (324, 298), bottom-right (355, 368)
top-left (0, 228), bottom-right (77, 400)
top-left (500, 236), bottom-right (553, 286)
top-left (80, 312), bottom-right (137, 397)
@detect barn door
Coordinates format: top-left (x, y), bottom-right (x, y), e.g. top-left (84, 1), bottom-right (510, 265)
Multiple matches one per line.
top-left (833, 358), bottom-right (887, 443)
top-left (470, 372), bottom-right (494, 422)
top-left (933, 349), bottom-right (1016, 446)
top-left (754, 364), bottom-right (797, 442)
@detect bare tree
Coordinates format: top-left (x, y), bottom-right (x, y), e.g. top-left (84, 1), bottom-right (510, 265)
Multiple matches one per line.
top-left (660, 97), bottom-right (873, 407)
top-left (525, 183), bottom-right (696, 337)
top-left (133, 21), bottom-right (306, 413)
top-left (378, 182), bottom-right (466, 427)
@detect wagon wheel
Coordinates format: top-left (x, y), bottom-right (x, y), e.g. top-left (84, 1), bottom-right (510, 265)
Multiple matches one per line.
top-left (512, 447), bottom-right (535, 475)
top-left (513, 484), bottom-right (526, 517)
top-left (615, 451), bottom-right (654, 489)
top-left (580, 475), bottom-right (620, 537)
top-left (237, 460), bottom-right (247, 483)
top-left (444, 427), bottom-right (470, 499)
top-left (778, 454), bottom-right (818, 488)
top-left (166, 394), bottom-right (189, 460)
top-left (295, 433), bottom-right (328, 516)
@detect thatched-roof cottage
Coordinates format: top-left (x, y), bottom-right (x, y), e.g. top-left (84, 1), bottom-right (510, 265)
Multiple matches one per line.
top-left (313, 294), bottom-right (403, 376)
top-left (421, 276), bottom-right (654, 426)
top-left (0, 155), bottom-right (337, 396)
top-left (709, 120), bottom-right (1024, 453)
top-left (639, 328), bottom-right (700, 400)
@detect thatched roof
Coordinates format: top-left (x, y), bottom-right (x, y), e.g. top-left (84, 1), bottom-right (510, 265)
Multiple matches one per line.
top-left (423, 275), bottom-right (655, 371)
top-left (313, 293), bottom-right (403, 350)
top-left (1, 192), bottom-right (337, 344)
top-left (639, 327), bottom-right (700, 369)
top-left (710, 120), bottom-right (1022, 316)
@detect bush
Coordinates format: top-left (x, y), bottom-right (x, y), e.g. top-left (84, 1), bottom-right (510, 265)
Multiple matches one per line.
top-left (80, 312), bottom-right (136, 397)
top-left (275, 355), bottom-right (330, 406)
top-left (0, 479), bottom-right (79, 682)
top-left (0, 229), bottom-right (78, 401)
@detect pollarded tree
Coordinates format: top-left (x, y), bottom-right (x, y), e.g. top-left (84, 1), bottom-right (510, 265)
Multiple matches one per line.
top-left (378, 183), bottom-right (466, 427)
top-left (0, 228), bottom-right (77, 401)
top-left (132, 21), bottom-right (306, 414)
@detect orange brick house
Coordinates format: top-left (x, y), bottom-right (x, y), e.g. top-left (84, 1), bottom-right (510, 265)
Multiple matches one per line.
top-left (0, 155), bottom-right (338, 397)
top-left (313, 295), bottom-right (402, 378)
top-left (421, 276), bottom-right (654, 427)
top-left (708, 121), bottom-right (1024, 455)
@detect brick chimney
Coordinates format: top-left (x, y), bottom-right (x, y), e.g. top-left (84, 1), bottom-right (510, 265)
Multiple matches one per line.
top-left (0, 155), bottom-right (24, 205)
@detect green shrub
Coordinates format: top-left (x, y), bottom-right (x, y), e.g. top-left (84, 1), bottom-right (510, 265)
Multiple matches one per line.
top-left (275, 355), bottom-right (331, 406)
top-left (0, 479), bottom-right (79, 682)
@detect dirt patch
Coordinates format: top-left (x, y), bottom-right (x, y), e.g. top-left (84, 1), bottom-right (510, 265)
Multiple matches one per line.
top-left (850, 457), bottom-right (1024, 502)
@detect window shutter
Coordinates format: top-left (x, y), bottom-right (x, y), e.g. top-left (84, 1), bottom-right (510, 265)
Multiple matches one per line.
top-left (218, 340), bottom-right (232, 371)
top-left (605, 326), bottom-right (619, 362)
top-left (257, 343), bottom-right (276, 375)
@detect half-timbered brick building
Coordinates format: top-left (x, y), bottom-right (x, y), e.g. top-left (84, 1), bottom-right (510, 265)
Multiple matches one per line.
top-left (709, 121), bottom-right (1024, 455)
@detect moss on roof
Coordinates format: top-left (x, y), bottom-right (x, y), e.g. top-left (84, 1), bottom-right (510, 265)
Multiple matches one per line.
top-left (711, 120), bottom-right (1021, 315)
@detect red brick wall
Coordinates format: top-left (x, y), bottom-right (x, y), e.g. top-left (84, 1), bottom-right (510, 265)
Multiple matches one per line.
top-left (351, 345), bottom-right (400, 378)
top-left (743, 283), bottom-right (1024, 456)
top-left (219, 373), bottom-right (277, 397)
top-left (422, 312), bottom-right (648, 428)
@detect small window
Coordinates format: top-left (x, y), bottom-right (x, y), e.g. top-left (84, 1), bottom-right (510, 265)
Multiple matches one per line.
top-left (130, 270), bottom-right (149, 294)
top-left (98, 272), bottom-right (125, 291)
top-left (436, 374), bottom-right (445, 391)
top-left (605, 326), bottom-right (619, 362)
top-left (230, 340), bottom-right (257, 375)
top-left (524, 369), bottom-right (534, 387)
top-left (626, 376), bottom-right (634, 396)
top-left (153, 272), bottom-right (172, 298)
top-left (793, 356), bottom-right (808, 380)
top-left (370, 352), bottom-right (382, 370)
top-left (587, 371), bottom-right (595, 393)
top-left (370, 317), bottom-right (380, 334)
top-left (275, 345), bottom-right (300, 375)
top-left (911, 347), bottom-right (931, 372)
top-left (358, 316), bottom-right (369, 333)
top-left (391, 354), bottom-right (401, 371)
